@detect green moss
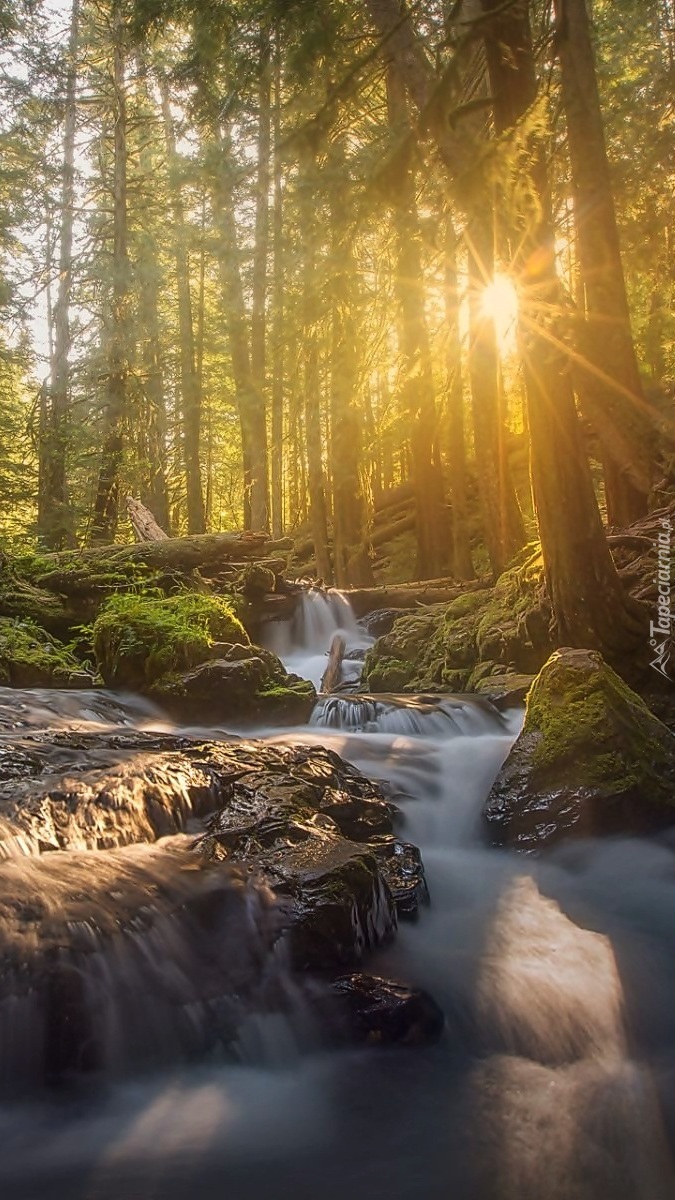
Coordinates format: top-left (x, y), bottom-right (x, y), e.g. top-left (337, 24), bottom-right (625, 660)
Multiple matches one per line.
top-left (93, 592), bottom-right (248, 689)
top-left (363, 656), bottom-right (413, 692)
top-left (0, 618), bottom-right (83, 686)
top-left (525, 649), bottom-right (674, 795)
top-left (445, 590), bottom-right (489, 620)
top-left (475, 545), bottom-right (552, 672)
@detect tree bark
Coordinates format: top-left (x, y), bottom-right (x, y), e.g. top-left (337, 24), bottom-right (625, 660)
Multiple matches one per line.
top-left (329, 140), bottom-right (374, 588)
top-left (480, 0), bottom-right (646, 657)
top-left (466, 209), bottom-right (524, 575)
top-left (387, 66), bottom-right (446, 582)
top-left (444, 216), bottom-right (476, 580)
top-left (90, 2), bottom-right (129, 546)
top-left (158, 72), bottom-right (206, 535)
top-left (270, 31), bottom-right (284, 538)
top-left (211, 126), bottom-right (269, 532)
top-left (554, 0), bottom-right (655, 525)
top-left (299, 149), bottom-right (332, 582)
top-left (41, 0), bottom-right (79, 549)
top-left (135, 58), bottom-right (170, 534)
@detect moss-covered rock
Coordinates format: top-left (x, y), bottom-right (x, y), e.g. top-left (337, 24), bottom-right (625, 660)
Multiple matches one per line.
top-left (475, 544), bottom-right (552, 672)
top-left (159, 643), bottom-right (316, 723)
top-left (93, 593), bottom-right (316, 721)
top-left (93, 592), bottom-right (247, 689)
top-left (362, 592), bottom-right (493, 693)
top-left (363, 549), bottom-right (554, 696)
top-left (0, 618), bottom-right (88, 688)
top-left (240, 563), bottom-right (276, 598)
top-left (484, 648), bottom-right (675, 850)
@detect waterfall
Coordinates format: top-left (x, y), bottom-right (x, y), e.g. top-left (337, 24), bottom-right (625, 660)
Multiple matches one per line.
top-left (263, 589), bottom-right (373, 690)
top-left (310, 693), bottom-right (510, 737)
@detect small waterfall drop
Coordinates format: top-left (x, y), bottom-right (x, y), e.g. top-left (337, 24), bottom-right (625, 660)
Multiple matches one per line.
top-left (264, 588), bottom-right (373, 690)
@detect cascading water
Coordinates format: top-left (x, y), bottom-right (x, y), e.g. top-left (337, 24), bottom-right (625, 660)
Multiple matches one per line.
top-left (263, 588), bottom-right (374, 690)
top-left (1, 598), bottom-right (675, 1199)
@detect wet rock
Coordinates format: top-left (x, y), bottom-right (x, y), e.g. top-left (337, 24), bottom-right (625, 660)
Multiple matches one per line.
top-left (484, 648), bottom-right (675, 851)
top-left (171, 650), bottom-right (316, 724)
top-left (265, 839), bottom-right (397, 970)
top-left (360, 609), bottom-right (415, 639)
top-left (0, 840), bottom-right (280, 1091)
top-left (328, 973), bottom-right (445, 1045)
top-left (0, 728), bottom-right (433, 1084)
top-left (371, 838), bottom-right (429, 917)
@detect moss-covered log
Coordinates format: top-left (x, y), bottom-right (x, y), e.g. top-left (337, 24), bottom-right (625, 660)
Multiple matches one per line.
top-left (39, 532), bottom-right (293, 576)
top-left (345, 578), bottom-right (489, 619)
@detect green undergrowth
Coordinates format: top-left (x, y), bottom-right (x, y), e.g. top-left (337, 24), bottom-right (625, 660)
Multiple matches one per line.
top-left (363, 543), bottom-right (552, 695)
top-left (0, 617), bottom-right (84, 686)
top-left (93, 592), bottom-right (248, 689)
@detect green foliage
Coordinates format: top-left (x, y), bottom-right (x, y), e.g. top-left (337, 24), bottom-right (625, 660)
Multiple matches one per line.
top-left (0, 616), bottom-right (82, 686)
top-left (93, 591), bottom-right (248, 688)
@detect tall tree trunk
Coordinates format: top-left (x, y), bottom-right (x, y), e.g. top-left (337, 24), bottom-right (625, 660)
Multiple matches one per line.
top-left (90, 3), bottom-right (129, 546)
top-left (211, 127), bottom-right (269, 532)
top-left (445, 216), bottom-right (475, 580)
top-left (251, 30), bottom-right (271, 402)
top-left (479, 0), bottom-right (645, 656)
top-left (135, 58), bottom-right (170, 532)
top-left (299, 151), bottom-right (331, 581)
top-left (270, 33), bottom-right (284, 538)
top-left (329, 141), bottom-right (374, 588)
top-left (466, 209), bottom-right (524, 575)
top-left (158, 73), bottom-right (205, 534)
top-left (41, 0), bottom-right (79, 548)
top-left (554, 0), bottom-right (654, 525)
top-left (387, 68), bottom-right (446, 582)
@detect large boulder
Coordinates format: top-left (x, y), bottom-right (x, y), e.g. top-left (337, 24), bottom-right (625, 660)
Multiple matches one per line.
top-left (92, 593), bottom-right (316, 722)
top-left (484, 648), bottom-right (675, 851)
top-left (362, 551), bottom-right (552, 695)
top-left (0, 729), bottom-right (432, 1086)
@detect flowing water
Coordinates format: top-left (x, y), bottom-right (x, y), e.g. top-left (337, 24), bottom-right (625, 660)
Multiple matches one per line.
top-left (1, 591), bottom-right (675, 1198)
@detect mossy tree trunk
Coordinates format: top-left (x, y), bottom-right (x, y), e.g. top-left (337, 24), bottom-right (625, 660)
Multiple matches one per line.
top-left (554, 0), bottom-right (655, 526)
top-left (480, 0), bottom-right (647, 658)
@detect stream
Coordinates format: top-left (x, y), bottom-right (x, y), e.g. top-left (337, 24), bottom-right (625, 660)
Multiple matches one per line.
top-left (1, 590), bottom-right (675, 1198)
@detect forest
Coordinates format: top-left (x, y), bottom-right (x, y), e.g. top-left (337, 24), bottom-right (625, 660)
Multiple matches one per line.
top-left (0, 0), bottom-right (672, 650)
top-left (2, 2), bottom-right (675, 1198)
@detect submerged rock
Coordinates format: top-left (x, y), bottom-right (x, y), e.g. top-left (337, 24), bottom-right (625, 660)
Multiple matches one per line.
top-left (484, 648), bottom-right (675, 851)
top-left (326, 973), bottom-right (444, 1046)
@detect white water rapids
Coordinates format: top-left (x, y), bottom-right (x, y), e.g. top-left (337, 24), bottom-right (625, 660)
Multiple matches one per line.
top-left (1, 590), bottom-right (675, 1198)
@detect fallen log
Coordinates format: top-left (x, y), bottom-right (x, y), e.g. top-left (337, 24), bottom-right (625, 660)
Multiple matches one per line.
top-left (40, 532), bottom-right (294, 576)
top-left (321, 634), bottom-right (346, 694)
top-left (373, 481), bottom-right (415, 514)
top-left (370, 513), bottom-right (416, 549)
top-left (372, 496), bottom-right (415, 527)
top-left (345, 578), bottom-right (490, 619)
